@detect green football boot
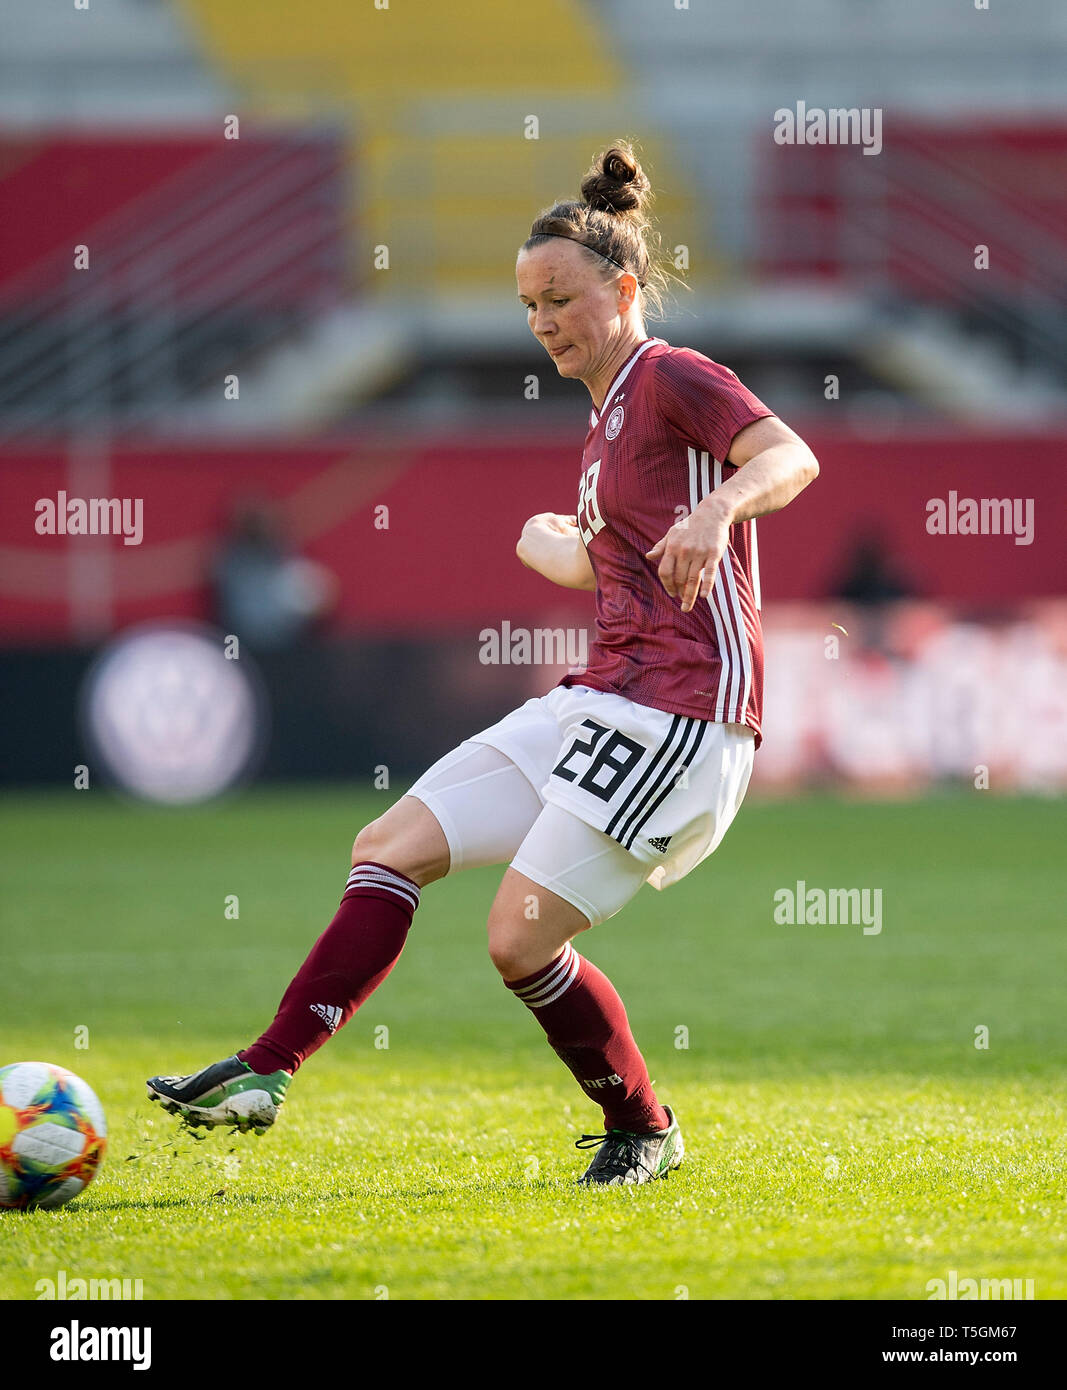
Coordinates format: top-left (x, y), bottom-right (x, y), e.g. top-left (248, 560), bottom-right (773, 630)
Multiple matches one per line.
top-left (146, 1055), bottom-right (290, 1135)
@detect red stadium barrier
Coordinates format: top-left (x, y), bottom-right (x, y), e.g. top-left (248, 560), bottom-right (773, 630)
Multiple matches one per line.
top-left (0, 132), bottom-right (348, 312)
top-left (758, 119), bottom-right (1067, 305)
top-left (0, 426), bottom-right (1063, 645)
top-left (754, 600), bottom-right (1067, 794)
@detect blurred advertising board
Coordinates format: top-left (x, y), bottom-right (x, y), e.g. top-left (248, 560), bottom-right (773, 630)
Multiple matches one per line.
top-left (754, 601), bottom-right (1067, 794)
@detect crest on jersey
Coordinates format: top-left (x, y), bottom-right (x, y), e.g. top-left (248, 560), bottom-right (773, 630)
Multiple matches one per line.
top-left (605, 404), bottom-right (625, 440)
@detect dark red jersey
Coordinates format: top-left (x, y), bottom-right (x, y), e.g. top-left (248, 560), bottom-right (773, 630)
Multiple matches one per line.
top-left (559, 336), bottom-right (773, 746)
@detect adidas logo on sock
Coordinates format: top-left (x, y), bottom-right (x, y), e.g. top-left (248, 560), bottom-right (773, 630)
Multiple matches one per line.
top-left (310, 1003), bottom-right (343, 1033)
top-left (647, 835), bottom-right (672, 853)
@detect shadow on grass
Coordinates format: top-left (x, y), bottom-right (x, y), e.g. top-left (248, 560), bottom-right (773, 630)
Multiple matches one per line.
top-left (80, 1192), bottom-right (277, 1213)
top-left (81, 1187), bottom-right (372, 1213)
top-left (55, 1196), bottom-right (193, 1214)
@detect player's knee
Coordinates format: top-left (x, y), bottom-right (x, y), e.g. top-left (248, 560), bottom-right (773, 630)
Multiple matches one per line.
top-left (487, 925), bottom-right (531, 981)
top-left (350, 818), bottom-right (391, 869)
top-left (486, 913), bottom-right (564, 981)
top-left (349, 810), bottom-right (449, 887)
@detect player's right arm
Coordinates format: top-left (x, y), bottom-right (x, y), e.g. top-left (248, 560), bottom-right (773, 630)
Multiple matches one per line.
top-left (516, 513), bottom-right (596, 591)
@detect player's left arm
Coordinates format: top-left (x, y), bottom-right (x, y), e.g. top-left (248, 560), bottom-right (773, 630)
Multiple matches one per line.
top-left (646, 415), bottom-right (818, 613)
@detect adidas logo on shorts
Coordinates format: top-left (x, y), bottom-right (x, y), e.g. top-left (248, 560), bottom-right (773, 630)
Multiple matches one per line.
top-left (647, 835), bottom-right (672, 854)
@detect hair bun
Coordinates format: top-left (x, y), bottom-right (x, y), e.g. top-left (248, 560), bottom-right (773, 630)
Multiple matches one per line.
top-left (522, 137), bottom-right (679, 320)
top-left (580, 142), bottom-right (651, 217)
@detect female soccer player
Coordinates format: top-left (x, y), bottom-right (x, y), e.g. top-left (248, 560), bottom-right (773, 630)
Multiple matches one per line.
top-left (148, 142), bottom-right (819, 1185)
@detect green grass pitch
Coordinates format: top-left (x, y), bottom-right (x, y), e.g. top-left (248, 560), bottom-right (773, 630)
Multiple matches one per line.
top-left (1, 786), bottom-right (1063, 1301)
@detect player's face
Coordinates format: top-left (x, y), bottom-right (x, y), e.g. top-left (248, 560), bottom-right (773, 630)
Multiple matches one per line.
top-left (516, 243), bottom-right (637, 386)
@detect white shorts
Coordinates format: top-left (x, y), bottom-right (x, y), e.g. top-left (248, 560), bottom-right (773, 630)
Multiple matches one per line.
top-left (406, 685), bottom-right (754, 927)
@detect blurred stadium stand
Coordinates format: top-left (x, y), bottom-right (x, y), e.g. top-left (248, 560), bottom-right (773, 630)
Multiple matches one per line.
top-left (1, 0), bottom-right (1064, 426)
top-left (0, 132), bottom-right (348, 433)
top-left (0, 0), bottom-right (1064, 792)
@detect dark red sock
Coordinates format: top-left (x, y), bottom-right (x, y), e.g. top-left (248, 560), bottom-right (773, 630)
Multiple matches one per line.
top-left (239, 862), bottom-right (419, 1075)
top-left (505, 942), bottom-right (670, 1133)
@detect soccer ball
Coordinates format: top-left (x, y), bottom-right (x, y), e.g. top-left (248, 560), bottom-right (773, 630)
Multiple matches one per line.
top-left (0, 1062), bottom-right (107, 1210)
